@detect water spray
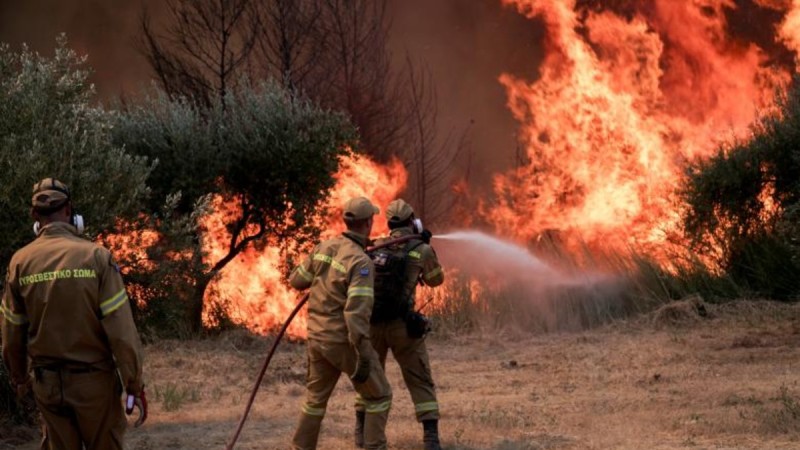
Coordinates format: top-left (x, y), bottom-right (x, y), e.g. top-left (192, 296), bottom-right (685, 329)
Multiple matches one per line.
top-left (224, 234), bottom-right (421, 450)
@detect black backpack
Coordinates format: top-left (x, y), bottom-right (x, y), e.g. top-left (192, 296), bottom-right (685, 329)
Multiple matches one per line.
top-left (368, 239), bottom-right (423, 324)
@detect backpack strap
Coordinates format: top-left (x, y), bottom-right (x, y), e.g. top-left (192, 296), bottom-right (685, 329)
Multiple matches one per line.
top-left (403, 238), bottom-right (424, 255)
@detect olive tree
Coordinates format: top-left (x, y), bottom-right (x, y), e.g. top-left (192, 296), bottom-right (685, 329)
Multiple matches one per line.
top-left (113, 80), bottom-right (356, 333)
top-left (0, 37), bottom-right (152, 266)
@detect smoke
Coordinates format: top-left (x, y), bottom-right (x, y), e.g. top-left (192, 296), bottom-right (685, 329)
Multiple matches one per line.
top-left (0, 0), bottom-right (167, 99)
top-left (387, 0), bottom-right (548, 188)
top-left (2, 0), bottom-right (797, 220)
top-left (0, 0), bottom-right (547, 190)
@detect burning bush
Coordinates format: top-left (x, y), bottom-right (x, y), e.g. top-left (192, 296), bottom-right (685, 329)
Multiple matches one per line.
top-left (682, 79), bottom-right (800, 300)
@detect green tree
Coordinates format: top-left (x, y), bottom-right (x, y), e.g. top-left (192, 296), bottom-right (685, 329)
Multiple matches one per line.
top-left (0, 37), bottom-right (152, 266)
top-left (0, 37), bottom-right (151, 423)
top-left (113, 81), bottom-right (356, 333)
top-left (681, 79), bottom-right (800, 299)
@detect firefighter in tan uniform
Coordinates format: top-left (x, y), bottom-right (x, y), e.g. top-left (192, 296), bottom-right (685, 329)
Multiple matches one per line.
top-left (354, 199), bottom-right (445, 450)
top-left (288, 196), bottom-right (392, 450)
top-left (1, 178), bottom-right (146, 450)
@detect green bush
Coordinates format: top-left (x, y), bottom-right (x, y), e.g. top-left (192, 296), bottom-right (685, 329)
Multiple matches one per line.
top-left (0, 36), bottom-right (152, 266)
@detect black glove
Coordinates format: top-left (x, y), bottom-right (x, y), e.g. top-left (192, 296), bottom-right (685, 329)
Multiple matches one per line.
top-left (420, 229), bottom-right (433, 244)
top-left (350, 356), bottom-right (371, 384)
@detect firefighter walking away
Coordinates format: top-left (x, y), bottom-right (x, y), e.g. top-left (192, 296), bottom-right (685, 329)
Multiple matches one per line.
top-left (1, 178), bottom-right (146, 450)
top-left (288, 196), bottom-right (392, 450)
top-left (354, 199), bottom-right (445, 450)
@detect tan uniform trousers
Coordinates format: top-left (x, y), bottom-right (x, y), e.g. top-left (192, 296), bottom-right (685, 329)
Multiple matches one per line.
top-left (356, 319), bottom-right (439, 421)
top-left (293, 339), bottom-right (392, 450)
top-left (32, 367), bottom-right (126, 450)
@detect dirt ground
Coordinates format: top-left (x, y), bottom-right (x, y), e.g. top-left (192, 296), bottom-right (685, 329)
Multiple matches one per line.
top-left (7, 300), bottom-right (800, 449)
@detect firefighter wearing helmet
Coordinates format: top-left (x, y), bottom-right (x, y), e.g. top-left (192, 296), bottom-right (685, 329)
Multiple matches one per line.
top-left (288, 196), bottom-right (392, 450)
top-left (1, 178), bottom-right (146, 450)
top-left (353, 199), bottom-right (445, 450)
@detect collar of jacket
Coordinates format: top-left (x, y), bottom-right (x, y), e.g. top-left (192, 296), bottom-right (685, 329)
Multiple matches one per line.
top-left (389, 226), bottom-right (415, 238)
top-left (39, 221), bottom-right (79, 237)
top-left (342, 230), bottom-right (369, 248)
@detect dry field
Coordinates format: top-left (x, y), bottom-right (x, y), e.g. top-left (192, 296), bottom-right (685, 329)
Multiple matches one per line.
top-left (7, 300), bottom-right (800, 449)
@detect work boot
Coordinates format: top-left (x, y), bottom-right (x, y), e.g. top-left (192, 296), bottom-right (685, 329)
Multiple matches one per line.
top-left (354, 411), bottom-right (366, 448)
top-left (423, 419), bottom-right (441, 450)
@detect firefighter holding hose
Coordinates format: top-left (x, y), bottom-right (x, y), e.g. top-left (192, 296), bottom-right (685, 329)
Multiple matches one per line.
top-left (354, 199), bottom-right (445, 450)
top-left (288, 196), bottom-right (392, 450)
top-left (1, 178), bottom-right (146, 450)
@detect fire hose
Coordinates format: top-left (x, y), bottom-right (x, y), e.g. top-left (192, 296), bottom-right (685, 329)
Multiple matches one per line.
top-left (224, 233), bottom-right (422, 450)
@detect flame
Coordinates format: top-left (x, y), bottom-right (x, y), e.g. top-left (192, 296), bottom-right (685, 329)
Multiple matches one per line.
top-left (203, 153), bottom-right (407, 336)
top-left (489, 0), bottom-right (793, 258)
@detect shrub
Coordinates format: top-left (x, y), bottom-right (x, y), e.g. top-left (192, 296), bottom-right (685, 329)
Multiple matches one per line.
top-left (681, 79), bottom-right (800, 300)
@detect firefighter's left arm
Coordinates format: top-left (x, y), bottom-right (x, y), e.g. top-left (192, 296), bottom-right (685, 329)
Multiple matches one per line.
top-left (420, 245), bottom-right (444, 287)
top-left (343, 256), bottom-right (375, 348)
top-left (1, 264), bottom-right (30, 388)
top-left (96, 249), bottom-right (144, 396)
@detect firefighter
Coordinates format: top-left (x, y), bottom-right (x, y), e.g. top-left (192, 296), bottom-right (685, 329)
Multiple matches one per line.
top-left (288, 196), bottom-right (392, 450)
top-left (354, 199), bottom-right (445, 450)
top-left (1, 178), bottom-right (146, 450)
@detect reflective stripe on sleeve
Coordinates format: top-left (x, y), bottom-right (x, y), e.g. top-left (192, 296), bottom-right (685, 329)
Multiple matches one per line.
top-left (302, 404), bottom-right (326, 417)
top-left (100, 289), bottom-right (128, 317)
top-left (312, 254), bottom-right (347, 273)
top-left (354, 394), bottom-right (365, 407)
top-left (414, 401), bottom-right (439, 413)
top-left (347, 286), bottom-right (374, 299)
top-left (0, 303), bottom-right (28, 326)
top-left (424, 267), bottom-right (443, 281)
top-left (408, 251), bottom-right (422, 260)
top-left (365, 400), bottom-right (392, 413)
top-left (296, 265), bottom-right (313, 281)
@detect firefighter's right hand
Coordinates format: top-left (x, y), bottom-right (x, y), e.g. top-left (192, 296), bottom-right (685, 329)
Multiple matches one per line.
top-left (420, 229), bottom-right (433, 244)
top-left (126, 388), bottom-right (148, 428)
top-left (350, 356), bottom-right (371, 384)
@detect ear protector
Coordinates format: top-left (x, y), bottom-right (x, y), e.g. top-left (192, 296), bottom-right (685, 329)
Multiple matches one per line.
top-left (33, 178), bottom-right (85, 236)
top-left (412, 217), bottom-right (424, 234)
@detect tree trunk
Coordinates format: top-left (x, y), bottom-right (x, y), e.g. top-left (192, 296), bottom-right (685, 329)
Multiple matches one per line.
top-left (190, 274), bottom-right (213, 333)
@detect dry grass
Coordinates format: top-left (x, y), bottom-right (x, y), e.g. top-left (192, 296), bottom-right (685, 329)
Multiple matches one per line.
top-left (7, 300), bottom-right (800, 450)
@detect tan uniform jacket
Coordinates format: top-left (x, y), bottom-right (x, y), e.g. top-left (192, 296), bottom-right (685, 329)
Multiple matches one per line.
top-left (289, 231), bottom-right (375, 346)
top-left (374, 227), bottom-right (444, 306)
top-left (1, 222), bottom-right (144, 394)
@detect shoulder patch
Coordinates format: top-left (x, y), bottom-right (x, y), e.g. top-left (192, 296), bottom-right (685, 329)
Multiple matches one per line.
top-left (360, 268), bottom-right (370, 276)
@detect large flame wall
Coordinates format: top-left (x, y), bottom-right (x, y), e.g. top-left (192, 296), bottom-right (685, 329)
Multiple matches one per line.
top-left (489, 0), bottom-right (797, 253)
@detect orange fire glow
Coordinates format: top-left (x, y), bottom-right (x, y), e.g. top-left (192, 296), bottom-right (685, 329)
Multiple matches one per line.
top-left (489, 0), bottom-right (795, 257)
top-left (202, 153), bottom-right (407, 336)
